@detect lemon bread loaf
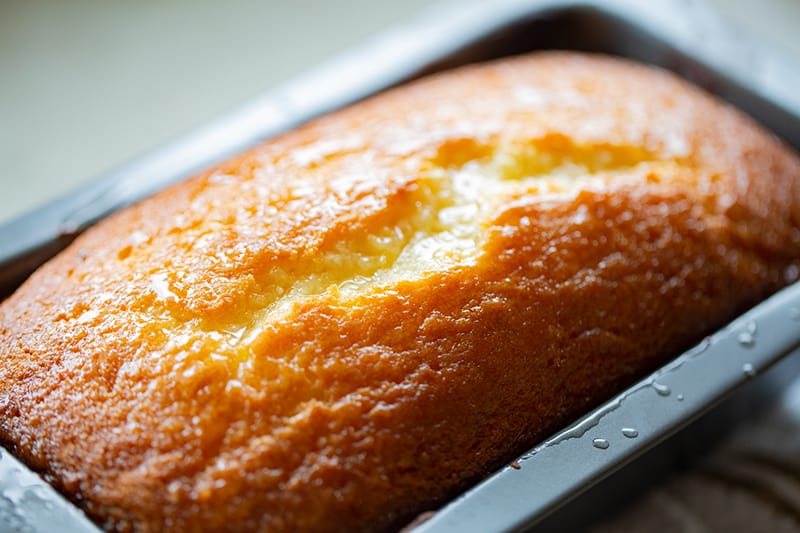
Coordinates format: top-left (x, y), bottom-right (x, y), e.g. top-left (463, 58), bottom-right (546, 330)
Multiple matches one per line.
top-left (2, 52), bottom-right (800, 532)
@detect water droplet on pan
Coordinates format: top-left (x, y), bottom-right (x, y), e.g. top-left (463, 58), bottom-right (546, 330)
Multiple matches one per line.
top-left (737, 331), bottom-right (755, 347)
top-left (652, 382), bottom-right (671, 396)
top-left (743, 363), bottom-right (756, 377)
top-left (509, 460), bottom-right (521, 470)
top-left (621, 428), bottom-right (639, 439)
top-left (677, 394), bottom-right (684, 401)
top-left (737, 320), bottom-right (757, 348)
top-left (592, 438), bottom-right (610, 450)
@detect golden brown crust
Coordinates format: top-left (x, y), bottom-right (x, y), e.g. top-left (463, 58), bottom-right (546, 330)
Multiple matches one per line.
top-left (2, 52), bottom-right (800, 532)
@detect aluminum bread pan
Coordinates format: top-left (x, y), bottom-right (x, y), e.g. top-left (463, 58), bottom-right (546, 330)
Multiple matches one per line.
top-left (2, 0), bottom-right (800, 532)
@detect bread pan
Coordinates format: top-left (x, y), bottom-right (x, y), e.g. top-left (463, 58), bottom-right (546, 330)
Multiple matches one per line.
top-left (2, 0), bottom-right (800, 531)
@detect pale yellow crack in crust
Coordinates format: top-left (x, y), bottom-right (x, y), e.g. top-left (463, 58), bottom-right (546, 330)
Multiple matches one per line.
top-left (206, 134), bottom-right (678, 352)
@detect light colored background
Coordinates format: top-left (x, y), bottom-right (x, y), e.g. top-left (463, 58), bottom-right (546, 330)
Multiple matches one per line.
top-left (0, 0), bottom-right (798, 226)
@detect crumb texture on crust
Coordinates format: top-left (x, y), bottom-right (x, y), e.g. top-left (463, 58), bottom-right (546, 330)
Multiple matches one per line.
top-left (2, 52), bottom-right (800, 532)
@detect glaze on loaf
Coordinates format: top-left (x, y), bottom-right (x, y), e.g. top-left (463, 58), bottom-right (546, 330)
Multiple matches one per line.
top-left (2, 52), bottom-right (800, 532)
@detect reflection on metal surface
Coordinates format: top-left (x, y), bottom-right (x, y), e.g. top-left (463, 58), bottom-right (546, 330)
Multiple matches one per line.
top-left (0, 450), bottom-right (102, 533)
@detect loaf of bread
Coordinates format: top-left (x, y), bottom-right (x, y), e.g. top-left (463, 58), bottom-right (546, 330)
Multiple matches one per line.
top-left (2, 52), bottom-right (800, 532)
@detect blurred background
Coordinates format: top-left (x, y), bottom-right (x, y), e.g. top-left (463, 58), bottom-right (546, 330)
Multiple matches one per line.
top-left (1, 0), bottom-right (799, 225)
